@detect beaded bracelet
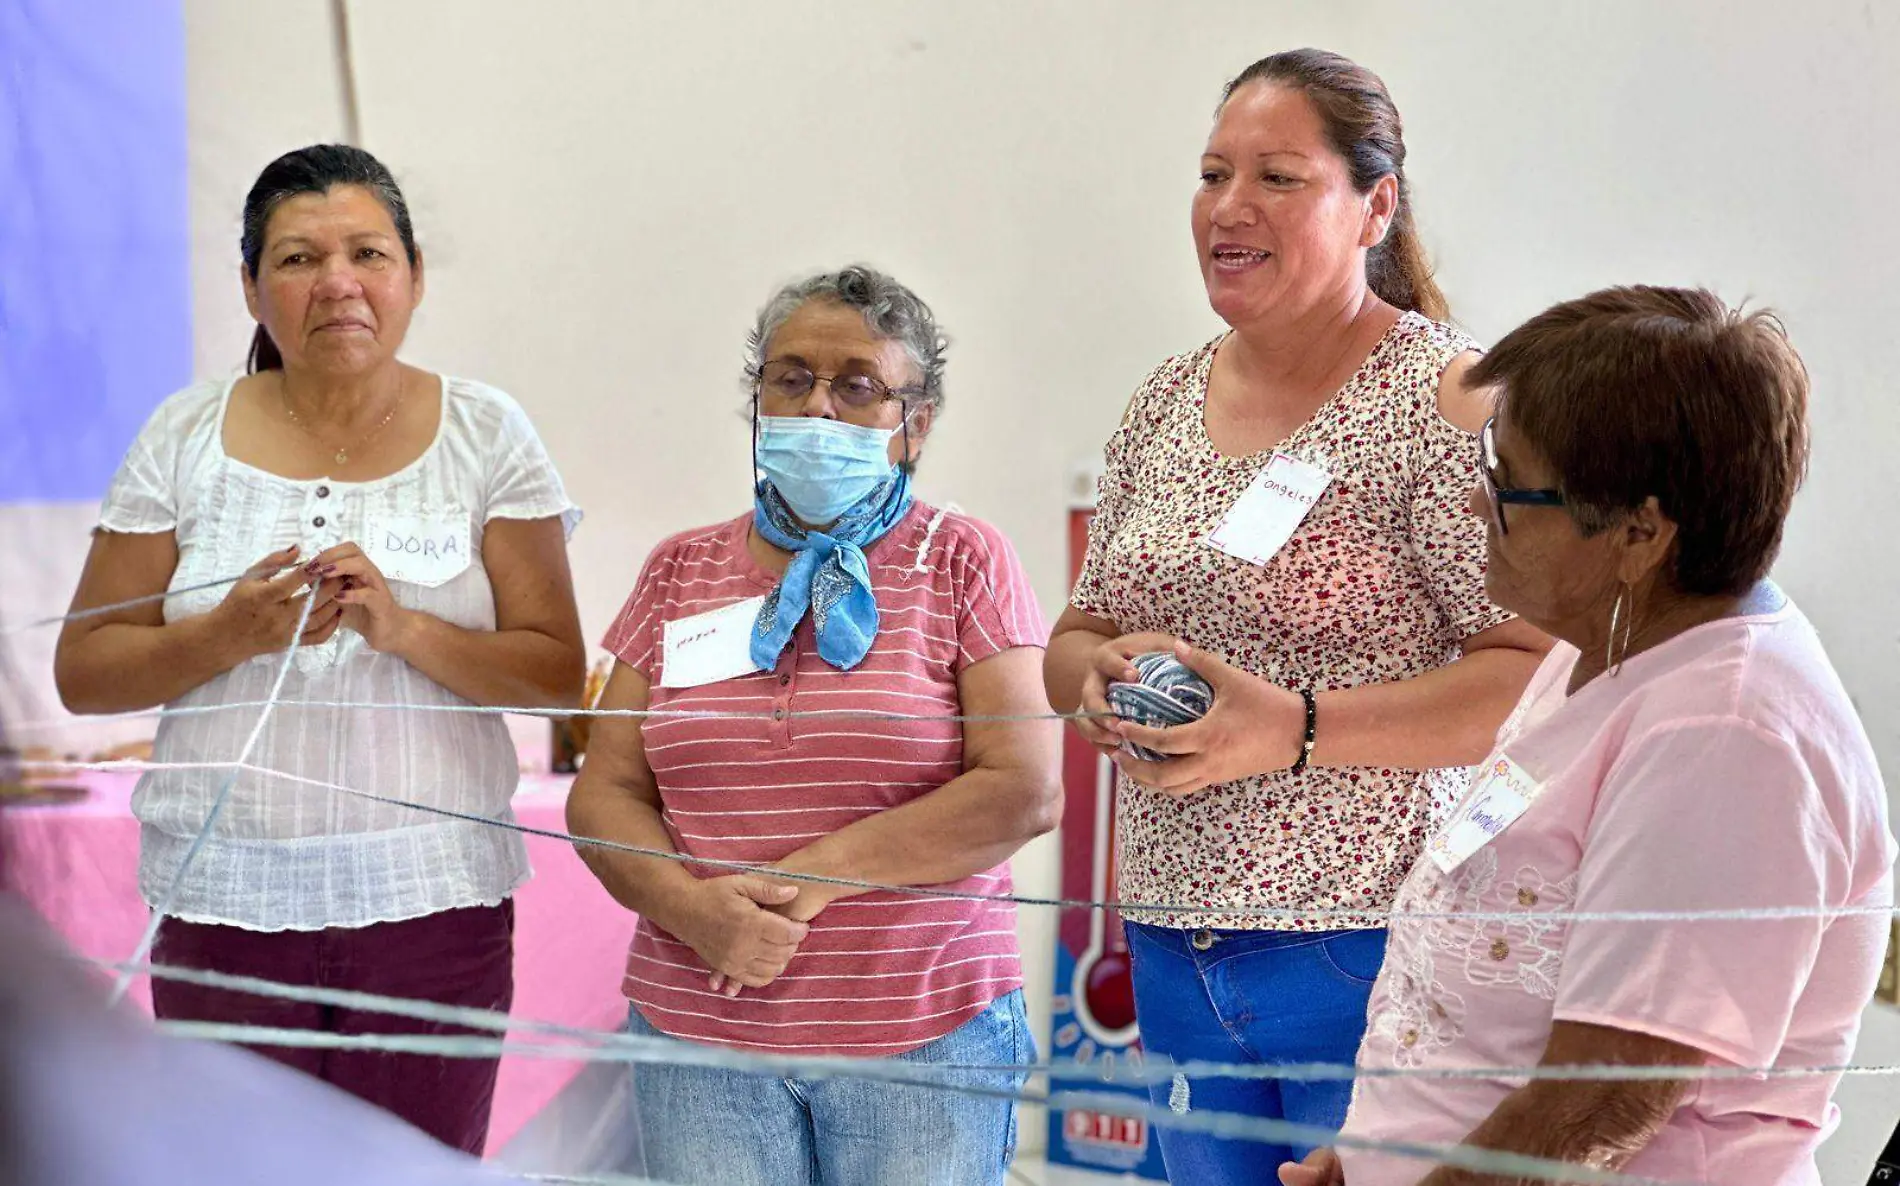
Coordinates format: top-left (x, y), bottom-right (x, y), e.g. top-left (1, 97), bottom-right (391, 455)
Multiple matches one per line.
top-left (1287, 689), bottom-right (1318, 775)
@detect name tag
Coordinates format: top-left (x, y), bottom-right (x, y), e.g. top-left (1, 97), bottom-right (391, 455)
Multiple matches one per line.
top-left (1427, 755), bottom-right (1540, 873)
top-left (661, 596), bottom-right (769, 689)
top-left (1205, 452), bottom-right (1332, 567)
top-left (367, 514), bottom-right (472, 587)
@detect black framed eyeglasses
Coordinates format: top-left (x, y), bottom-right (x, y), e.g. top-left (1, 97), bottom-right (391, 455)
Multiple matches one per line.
top-left (1480, 416), bottom-right (1565, 535)
top-left (754, 360), bottom-right (924, 413)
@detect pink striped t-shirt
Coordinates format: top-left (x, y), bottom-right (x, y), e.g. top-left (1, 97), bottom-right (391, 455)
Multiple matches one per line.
top-left (601, 502), bottom-right (1047, 1054)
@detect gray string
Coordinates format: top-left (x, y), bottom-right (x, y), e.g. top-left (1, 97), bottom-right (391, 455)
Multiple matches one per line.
top-left (105, 585), bottom-right (318, 1005)
top-left (0, 569), bottom-right (255, 636)
top-left (96, 755), bottom-right (1884, 927)
top-left (105, 958), bottom-right (1900, 1086)
top-left (26, 563), bottom-right (1887, 925)
top-left (2, 697), bottom-right (1118, 731)
top-left (147, 1017), bottom-right (1671, 1186)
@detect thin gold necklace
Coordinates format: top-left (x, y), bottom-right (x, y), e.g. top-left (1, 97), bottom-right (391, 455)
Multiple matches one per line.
top-left (280, 374), bottom-right (405, 466)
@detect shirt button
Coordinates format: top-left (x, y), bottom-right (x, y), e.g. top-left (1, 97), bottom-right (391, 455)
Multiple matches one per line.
top-left (1489, 939), bottom-right (1511, 962)
top-left (1190, 929), bottom-right (1217, 952)
top-left (1401, 1029), bottom-right (1420, 1048)
top-left (1516, 888), bottom-right (1539, 907)
top-left (312, 516), bottom-right (326, 528)
top-left (779, 673), bottom-right (791, 686)
top-left (772, 707), bottom-right (787, 721)
top-left (316, 485), bottom-right (330, 499)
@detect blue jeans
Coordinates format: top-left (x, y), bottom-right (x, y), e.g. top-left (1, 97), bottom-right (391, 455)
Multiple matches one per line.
top-left (1126, 922), bottom-right (1387, 1182)
top-left (622, 990), bottom-right (1031, 1186)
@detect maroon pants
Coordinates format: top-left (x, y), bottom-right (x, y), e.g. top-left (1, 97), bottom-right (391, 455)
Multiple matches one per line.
top-left (150, 901), bottom-right (515, 1156)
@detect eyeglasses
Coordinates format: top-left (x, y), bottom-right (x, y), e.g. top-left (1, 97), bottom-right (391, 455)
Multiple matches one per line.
top-left (754, 360), bottom-right (924, 413)
top-left (1480, 416), bottom-right (1565, 535)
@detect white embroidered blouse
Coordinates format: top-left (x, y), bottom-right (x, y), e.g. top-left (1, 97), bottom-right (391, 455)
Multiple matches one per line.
top-left (99, 375), bottom-right (580, 930)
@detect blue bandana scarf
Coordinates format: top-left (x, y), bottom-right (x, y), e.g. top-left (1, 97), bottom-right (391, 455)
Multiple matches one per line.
top-left (750, 468), bottom-right (914, 671)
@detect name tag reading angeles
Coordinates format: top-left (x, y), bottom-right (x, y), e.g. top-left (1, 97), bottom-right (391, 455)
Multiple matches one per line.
top-left (1205, 451), bottom-right (1332, 568)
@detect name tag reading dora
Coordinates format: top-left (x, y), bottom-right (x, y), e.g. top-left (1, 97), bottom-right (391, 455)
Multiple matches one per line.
top-left (367, 514), bottom-right (473, 587)
top-left (1427, 755), bottom-right (1540, 873)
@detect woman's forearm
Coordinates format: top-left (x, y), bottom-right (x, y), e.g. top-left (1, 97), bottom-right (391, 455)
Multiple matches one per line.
top-left (1312, 644), bottom-right (1544, 770)
top-left (775, 763), bottom-right (1060, 896)
top-left (1045, 620), bottom-right (1178, 714)
top-left (383, 610), bottom-right (584, 710)
top-left (1053, 611), bottom-right (1545, 776)
top-left (1418, 1021), bottom-right (1692, 1185)
top-left (565, 774), bottom-right (705, 937)
top-left (1417, 1078), bottom-right (1681, 1185)
top-left (1044, 624), bottom-right (1117, 714)
top-left (55, 614), bottom-right (249, 715)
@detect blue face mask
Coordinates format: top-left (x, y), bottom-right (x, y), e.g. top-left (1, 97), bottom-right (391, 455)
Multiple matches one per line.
top-left (755, 414), bottom-right (900, 525)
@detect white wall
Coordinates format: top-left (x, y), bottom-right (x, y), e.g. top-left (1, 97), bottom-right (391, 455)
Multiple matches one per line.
top-left (168, 0), bottom-right (1900, 1174)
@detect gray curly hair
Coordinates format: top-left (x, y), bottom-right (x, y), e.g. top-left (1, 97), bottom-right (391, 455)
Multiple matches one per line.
top-left (745, 265), bottom-right (949, 413)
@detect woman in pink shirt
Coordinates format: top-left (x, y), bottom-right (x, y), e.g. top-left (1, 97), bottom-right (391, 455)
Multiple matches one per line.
top-left (1284, 286), bottom-right (1896, 1185)
top-left (567, 265), bottom-right (1061, 1186)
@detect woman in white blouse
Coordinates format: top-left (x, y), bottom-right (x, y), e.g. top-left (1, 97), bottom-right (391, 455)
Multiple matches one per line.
top-left (53, 144), bottom-right (584, 1154)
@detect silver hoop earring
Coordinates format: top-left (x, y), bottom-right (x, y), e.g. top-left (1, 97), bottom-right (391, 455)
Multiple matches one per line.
top-left (1606, 583), bottom-right (1635, 677)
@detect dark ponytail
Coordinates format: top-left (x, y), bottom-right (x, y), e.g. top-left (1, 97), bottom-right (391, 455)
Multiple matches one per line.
top-left (246, 325), bottom-right (282, 373)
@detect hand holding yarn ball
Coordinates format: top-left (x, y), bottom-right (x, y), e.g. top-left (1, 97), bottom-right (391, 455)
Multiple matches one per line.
top-left (1107, 640), bottom-right (1313, 798)
top-left (1104, 651), bottom-right (1215, 761)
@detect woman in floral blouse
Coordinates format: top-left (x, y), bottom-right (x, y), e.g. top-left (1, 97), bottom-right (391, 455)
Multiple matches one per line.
top-left (1044, 49), bottom-right (1547, 1182)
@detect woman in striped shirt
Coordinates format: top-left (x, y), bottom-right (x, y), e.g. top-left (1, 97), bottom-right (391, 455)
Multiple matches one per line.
top-left (568, 265), bottom-right (1062, 1186)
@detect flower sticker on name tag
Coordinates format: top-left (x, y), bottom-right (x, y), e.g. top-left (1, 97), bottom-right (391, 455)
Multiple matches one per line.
top-left (367, 513), bottom-right (473, 587)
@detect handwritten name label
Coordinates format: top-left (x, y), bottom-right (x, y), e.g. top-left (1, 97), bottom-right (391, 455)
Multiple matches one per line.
top-left (660, 596), bottom-right (769, 689)
top-left (1205, 451), bottom-right (1333, 568)
top-left (365, 514), bottom-right (472, 588)
top-left (1427, 755), bottom-right (1540, 873)
top-left (1467, 803), bottom-right (1514, 835)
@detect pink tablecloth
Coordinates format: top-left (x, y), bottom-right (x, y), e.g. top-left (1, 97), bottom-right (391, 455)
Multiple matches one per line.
top-left (1, 771), bottom-right (638, 1155)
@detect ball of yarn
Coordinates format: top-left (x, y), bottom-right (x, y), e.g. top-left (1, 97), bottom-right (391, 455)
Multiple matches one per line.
top-left (1105, 651), bottom-right (1213, 762)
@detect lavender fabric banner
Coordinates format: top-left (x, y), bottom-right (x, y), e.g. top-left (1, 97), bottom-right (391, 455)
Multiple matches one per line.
top-left (0, 0), bottom-right (190, 503)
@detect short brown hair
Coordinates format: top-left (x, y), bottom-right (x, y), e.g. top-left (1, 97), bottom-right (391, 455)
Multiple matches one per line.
top-left (1469, 286), bottom-right (1810, 597)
